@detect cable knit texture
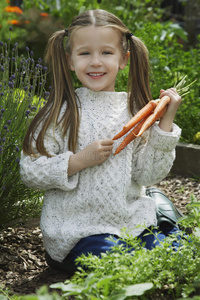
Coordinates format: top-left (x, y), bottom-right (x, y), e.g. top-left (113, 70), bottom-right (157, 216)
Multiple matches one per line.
top-left (20, 87), bottom-right (181, 262)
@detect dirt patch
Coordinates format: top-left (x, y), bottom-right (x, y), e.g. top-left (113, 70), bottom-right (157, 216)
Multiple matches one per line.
top-left (0, 175), bottom-right (199, 296)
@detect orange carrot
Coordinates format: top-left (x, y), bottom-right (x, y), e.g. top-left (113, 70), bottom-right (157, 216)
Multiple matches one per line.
top-left (152, 95), bottom-right (170, 116)
top-left (113, 128), bottom-right (128, 140)
top-left (112, 100), bottom-right (158, 140)
top-left (114, 117), bottom-right (147, 155)
top-left (136, 96), bottom-right (170, 137)
top-left (123, 100), bottom-right (158, 132)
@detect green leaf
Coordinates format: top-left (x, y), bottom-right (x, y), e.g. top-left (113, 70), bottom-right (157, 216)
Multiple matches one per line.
top-left (123, 283), bottom-right (154, 296)
top-left (0, 295), bottom-right (9, 300)
top-left (96, 275), bottom-right (120, 288)
top-left (109, 283), bottom-right (154, 300)
top-left (50, 282), bottom-right (83, 293)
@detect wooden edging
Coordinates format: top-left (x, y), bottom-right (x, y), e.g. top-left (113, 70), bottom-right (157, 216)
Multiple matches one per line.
top-left (171, 142), bottom-right (200, 178)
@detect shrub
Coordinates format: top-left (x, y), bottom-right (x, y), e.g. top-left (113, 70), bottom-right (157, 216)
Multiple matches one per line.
top-left (0, 28), bottom-right (48, 227)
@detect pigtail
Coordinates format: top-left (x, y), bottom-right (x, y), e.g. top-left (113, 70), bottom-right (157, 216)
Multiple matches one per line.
top-left (127, 35), bottom-right (152, 115)
top-left (44, 30), bottom-right (80, 154)
top-left (23, 30), bottom-right (80, 157)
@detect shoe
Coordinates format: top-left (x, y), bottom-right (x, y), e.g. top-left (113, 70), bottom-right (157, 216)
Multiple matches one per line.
top-left (146, 187), bottom-right (184, 227)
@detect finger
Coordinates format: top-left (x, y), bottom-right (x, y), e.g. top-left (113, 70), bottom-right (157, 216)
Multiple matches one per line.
top-left (163, 88), bottom-right (180, 96)
top-left (101, 139), bottom-right (114, 146)
top-left (160, 90), bottom-right (175, 100)
top-left (102, 145), bottom-right (113, 151)
top-left (167, 88), bottom-right (179, 96)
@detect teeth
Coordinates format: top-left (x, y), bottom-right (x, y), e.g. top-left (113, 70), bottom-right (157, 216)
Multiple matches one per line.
top-left (88, 73), bottom-right (104, 76)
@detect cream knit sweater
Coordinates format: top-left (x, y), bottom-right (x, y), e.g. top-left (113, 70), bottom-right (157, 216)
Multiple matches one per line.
top-left (20, 87), bottom-right (181, 262)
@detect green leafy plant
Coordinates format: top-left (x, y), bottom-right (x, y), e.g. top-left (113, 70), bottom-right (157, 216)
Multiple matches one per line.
top-left (51, 273), bottom-right (153, 299)
top-left (178, 194), bottom-right (200, 238)
top-left (0, 28), bottom-right (48, 227)
top-left (0, 285), bottom-right (62, 300)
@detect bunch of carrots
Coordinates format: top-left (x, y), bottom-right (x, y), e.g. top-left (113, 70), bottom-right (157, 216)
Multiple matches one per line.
top-left (113, 76), bottom-right (194, 155)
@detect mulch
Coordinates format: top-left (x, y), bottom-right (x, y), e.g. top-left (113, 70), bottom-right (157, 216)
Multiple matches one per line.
top-left (0, 174), bottom-right (200, 297)
top-left (0, 222), bottom-right (69, 296)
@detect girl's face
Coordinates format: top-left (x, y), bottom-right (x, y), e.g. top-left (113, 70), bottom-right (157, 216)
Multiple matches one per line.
top-left (68, 26), bottom-right (128, 92)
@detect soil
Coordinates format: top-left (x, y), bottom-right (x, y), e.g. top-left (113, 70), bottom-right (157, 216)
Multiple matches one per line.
top-left (0, 174), bottom-right (200, 297)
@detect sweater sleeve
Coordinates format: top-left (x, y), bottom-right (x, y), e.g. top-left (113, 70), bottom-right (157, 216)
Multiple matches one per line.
top-left (20, 124), bottom-right (79, 192)
top-left (132, 122), bottom-right (181, 186)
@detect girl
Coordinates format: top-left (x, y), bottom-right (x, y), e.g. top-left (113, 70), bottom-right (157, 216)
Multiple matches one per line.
top-left (20, 9), bottom-right (182, 275)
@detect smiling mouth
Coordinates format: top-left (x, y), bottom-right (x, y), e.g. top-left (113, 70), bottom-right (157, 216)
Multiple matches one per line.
top-left (87, 72), bottom-right (105, 78)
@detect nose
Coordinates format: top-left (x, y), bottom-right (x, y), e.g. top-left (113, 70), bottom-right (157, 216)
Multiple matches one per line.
top-left (90, 53), bottom-right (102, 67)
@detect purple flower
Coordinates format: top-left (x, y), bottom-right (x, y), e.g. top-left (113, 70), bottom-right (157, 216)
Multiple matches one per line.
top-left (7, 120), bottom-right (11, 125)
top-left (26, 46), bottom-right (29, 51)
top-left (3, 125), bottom-right (8, 130)
top-left (15, 146), bottom-right (19, 152)
top-left (0, 92), bottom-right (4, 96)
top-left (1, 108), bottom-right (5, 113)
top-left (44, 91), bottom-right (50, 99)
top-left (9, 26), bottom-right (13, 31)
top-left (1, 67), bottom-right (5, 72)
top-left (16, 157), bottom-right (20, 163)
top-left (0, 41), bottom-right (3, 47)
top-left (0, 146), bottom-right (3, 154)
top-left (9, 81), bottom-right (14, 88)
top-left (25, 110), bottom-right (30, 117)
top-left (24, 86), bottom-right (28, 91)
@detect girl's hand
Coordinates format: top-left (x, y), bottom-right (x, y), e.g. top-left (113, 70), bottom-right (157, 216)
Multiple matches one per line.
top-left (78, 139), bottom-right (114, 167)
top-left (158, 88), bottom-right (182, 132)
top-left (68, 139), bottom-right (114, 176)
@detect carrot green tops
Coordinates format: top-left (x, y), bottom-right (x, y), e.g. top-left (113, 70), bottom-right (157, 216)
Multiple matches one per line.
top-left (20, 87), bottom-right (181, 262)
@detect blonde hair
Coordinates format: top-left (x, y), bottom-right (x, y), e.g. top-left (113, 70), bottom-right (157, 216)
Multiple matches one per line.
top-left (23, 9), bottom-right (151, 157)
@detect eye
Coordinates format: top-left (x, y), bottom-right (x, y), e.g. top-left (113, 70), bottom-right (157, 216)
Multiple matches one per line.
top-left (80, 52), bottom-right (90, 56)
top-left (103, 51), bottom-right (112, 55)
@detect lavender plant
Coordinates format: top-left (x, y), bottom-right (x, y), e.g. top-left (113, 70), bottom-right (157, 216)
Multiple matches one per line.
top-left (0, 27), bottom-right (49, 227)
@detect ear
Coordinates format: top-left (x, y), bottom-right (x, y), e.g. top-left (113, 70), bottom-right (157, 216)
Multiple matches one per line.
top-left (119, 51), bottom-right (130, 70)
top-left (66, 53), bottom-right (75, 71)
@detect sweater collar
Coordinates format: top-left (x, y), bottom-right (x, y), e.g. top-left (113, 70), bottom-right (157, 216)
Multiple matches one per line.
top-left (75, 87), bottom-right (127, 105)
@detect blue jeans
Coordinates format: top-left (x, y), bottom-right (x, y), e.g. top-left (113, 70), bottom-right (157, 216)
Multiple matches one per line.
top-left (45, 223), bottom-right (182, 276)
